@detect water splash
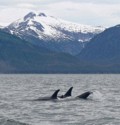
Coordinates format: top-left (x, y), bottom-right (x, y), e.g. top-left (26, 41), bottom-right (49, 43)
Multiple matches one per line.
top-left (89, 90), bottom-right (104, 101)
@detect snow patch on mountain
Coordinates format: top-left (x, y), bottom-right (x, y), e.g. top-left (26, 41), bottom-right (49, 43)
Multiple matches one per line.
top-left (5, 12), bottom-right (105, 42)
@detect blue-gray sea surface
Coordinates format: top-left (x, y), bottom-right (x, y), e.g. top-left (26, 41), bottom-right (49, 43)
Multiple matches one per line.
top-left (0, 74), bottom-right (119, 125)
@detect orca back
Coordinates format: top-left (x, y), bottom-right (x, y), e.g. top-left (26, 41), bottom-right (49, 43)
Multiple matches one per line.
top-left (77, 91), bottom-right (92, 99)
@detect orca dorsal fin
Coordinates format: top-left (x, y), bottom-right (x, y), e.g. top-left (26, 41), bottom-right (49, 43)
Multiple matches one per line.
top-left (51, 89), bottom-right (60, 99)
top-left (64, 87), bottom-right (73, 97)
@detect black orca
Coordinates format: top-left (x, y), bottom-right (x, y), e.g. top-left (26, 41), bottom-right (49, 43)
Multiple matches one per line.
top-left (76, 91), bottom-right (92, 99)
top-left (59, 87), bottom-right (73, 98)
top-left (34, 89), bottom-right (60, 101)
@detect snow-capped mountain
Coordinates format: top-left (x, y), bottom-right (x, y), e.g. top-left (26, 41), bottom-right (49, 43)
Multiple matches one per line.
top-left (4, 12), bottom-right (105, 55)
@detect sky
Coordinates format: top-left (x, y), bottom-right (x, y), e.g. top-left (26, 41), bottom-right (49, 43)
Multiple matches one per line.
top-left (0, 0), bottom-right (120, 27)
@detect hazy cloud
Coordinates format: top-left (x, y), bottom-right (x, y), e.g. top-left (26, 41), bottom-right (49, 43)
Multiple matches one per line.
top-left (38, 1), bottom-right (120, 26)
top-left (0, 0), bottom-right (120, 27)
top-left (63, 0), bottom-right (120, 4)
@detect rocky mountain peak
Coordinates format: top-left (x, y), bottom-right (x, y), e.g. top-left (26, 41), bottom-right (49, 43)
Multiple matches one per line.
top-left (24, 12), bottom-right (36, 20)
top-left (38, 13), bottom-right (47, 17)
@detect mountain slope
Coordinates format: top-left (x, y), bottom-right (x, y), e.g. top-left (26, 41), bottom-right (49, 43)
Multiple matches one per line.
top-left (0, 30), bottom-right (82, 73)
top-left (77, 25), bottom-right (120, 72)
top-left (3, 12), bottom-right (104, 55)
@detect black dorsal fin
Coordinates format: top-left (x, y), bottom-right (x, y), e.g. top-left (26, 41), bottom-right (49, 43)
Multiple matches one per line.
top-left (51, 89), bottom-right (60, 99)
top-left (64, 87), bottom-right (73, 97)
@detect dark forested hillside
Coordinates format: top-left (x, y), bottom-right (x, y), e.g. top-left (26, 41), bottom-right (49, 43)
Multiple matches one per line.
top-left (0, 30), bottom-right (81, 73)
top-left (77, 25), bottom-right (120, 73)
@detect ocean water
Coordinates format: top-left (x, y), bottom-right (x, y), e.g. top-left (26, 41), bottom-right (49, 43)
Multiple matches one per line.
top-left (0, 74), bottom-right (119, 125)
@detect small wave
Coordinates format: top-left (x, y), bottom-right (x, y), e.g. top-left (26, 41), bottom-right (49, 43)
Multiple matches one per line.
top-left (0, 118), bottom-right (29, 125)
top-left (82, 117), bottom-right (119, 125)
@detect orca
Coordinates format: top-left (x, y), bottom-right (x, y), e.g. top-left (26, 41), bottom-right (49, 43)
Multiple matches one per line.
top-left (59, 87), bottom-right (73, 98)
top-left (34, 89), bottom-right (60, 101)
top-left (76, 91), bottom-right (93, 99)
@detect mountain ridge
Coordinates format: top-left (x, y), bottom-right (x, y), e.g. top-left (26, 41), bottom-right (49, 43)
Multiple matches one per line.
top-left (0, 24), bottom-right (120, 73)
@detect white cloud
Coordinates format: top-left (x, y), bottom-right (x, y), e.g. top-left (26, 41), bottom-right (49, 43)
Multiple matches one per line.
top-left (0, 0), bottom-right (120, 26)
top-left (39, 1), bottom-right (120, 26)
top-left (17, 3), bottom-right (36, 8)
top-left (0, 8), bottom-right (32, 26)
